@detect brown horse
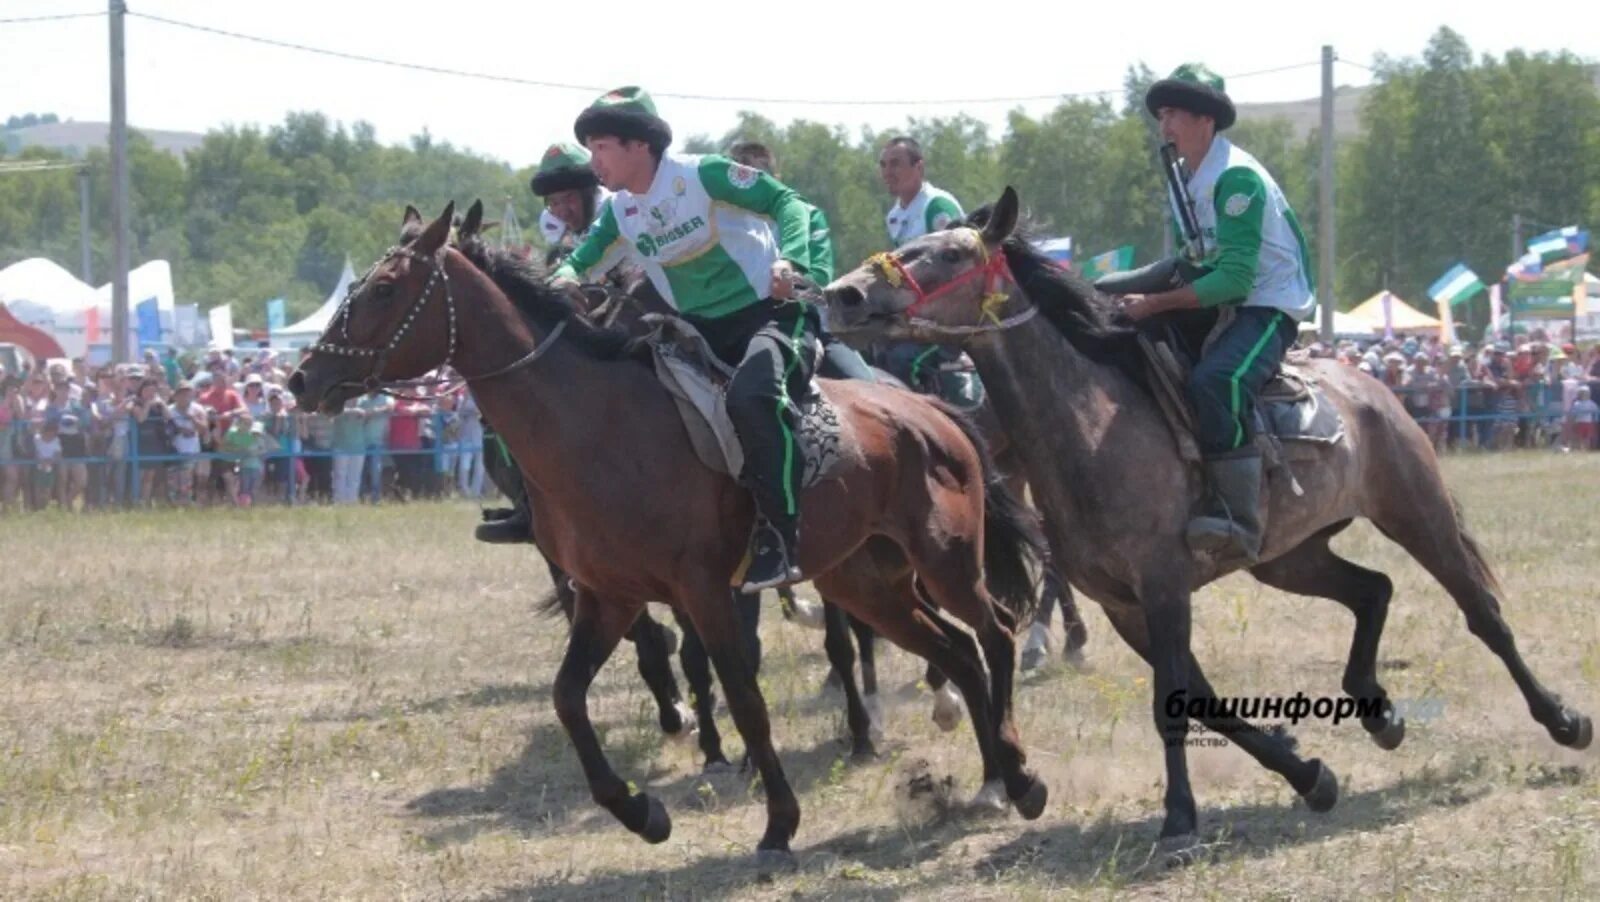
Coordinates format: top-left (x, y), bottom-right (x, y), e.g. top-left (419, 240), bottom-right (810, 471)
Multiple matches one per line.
top-left (822, 186), bottom-right (1593, 859)
top-left (289, 201), bottom-right (1050, 867)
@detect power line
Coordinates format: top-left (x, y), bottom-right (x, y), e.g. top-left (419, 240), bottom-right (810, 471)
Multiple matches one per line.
top-left (128, 10), bottom-right (1320, 108)
top-left (0, 161), bottom-right (86, 174)
top-left (0, 11), bottom-right (105, 24)
top-left (1337, 58), bottom-right (1379, 74)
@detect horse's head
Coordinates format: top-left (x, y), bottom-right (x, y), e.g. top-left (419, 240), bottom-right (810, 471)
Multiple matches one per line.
top-left (824, 186), bottom-right (1024, 342)
top-left (288, 201), bottom-right (458, 413)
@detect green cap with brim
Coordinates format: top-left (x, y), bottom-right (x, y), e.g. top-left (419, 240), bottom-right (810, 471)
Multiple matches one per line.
top-left (1145, 63), bottom-right (1236, 131)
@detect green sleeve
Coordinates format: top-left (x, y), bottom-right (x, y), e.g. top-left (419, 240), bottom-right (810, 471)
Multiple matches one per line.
top-left (553, 199), bottom-right (624, 282)
top-left (1191, 167), bottom-right (1265, 308)
top-left (699, 155), bottom-right (812, 275)
top-left (806, 203), bottom-right (835, 285)
top-left (923, 195), bottom-right (964, 233)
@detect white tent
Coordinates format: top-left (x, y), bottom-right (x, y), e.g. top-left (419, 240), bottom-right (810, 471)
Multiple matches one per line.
top-left (0, 257), bottom-right (99, 326)
top-left (274, 258), bottom-right (356, 347)
top-left (1298, 310), bottom-right (1379, 337)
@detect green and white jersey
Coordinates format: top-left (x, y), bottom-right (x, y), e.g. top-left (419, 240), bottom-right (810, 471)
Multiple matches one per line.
top-left (554, 154), bottom-right (812, 319)
top-left (885, 182), bottom-right (964, 248)
top-left (1182, 135), bottom-right (1316, 321)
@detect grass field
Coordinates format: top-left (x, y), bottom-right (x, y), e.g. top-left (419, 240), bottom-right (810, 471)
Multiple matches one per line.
top-left (2, 453), bottom-right (1597, 900)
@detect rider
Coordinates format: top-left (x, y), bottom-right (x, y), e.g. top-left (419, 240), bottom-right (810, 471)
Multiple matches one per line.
top-left (875, 137), bottom-right (978, 402)
top-left (476, 142), bottom-right (609, 544)
top-left (1116, 63), bottom-right (1316, 564)
top-left (551, 87), bottom-right (823, 593)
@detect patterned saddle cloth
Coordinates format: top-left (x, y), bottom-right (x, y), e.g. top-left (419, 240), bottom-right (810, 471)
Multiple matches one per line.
top-left (641, 314), bottom-right (852, 486)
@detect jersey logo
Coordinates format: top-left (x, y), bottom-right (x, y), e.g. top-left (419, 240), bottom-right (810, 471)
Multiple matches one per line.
top-left (648, 199), bottom-right (677, 229)
top-left (728, 163), bottom-right (759, 189)
top-left (1223, 192), bottom-right (1254, 217)
top-left (931, 212), bottom-right (953, 230)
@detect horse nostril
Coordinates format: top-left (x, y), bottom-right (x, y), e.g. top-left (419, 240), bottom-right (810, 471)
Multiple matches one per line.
top-left (287, 371), bottom-right (306, 398)
top-left (832, 285), bottom-right (866, 308)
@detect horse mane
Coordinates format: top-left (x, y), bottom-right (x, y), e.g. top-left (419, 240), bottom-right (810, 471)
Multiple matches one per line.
top-left (453, 237), bottom-right (652, 366)
top-left (965, 205), bottom-right (1147, 388)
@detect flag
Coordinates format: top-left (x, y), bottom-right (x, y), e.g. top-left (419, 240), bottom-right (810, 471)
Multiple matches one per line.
top-left (1488, 284), bottom-right (1503, 340)
top-left (1436, 296), bottom-right (1457, 345)
top-left (85, 305), bottom-right (101, 345)
top-left (1506, 251), bottom-right (1542, 280)
top-left (136, 297), bottom-right (161, 345)
top-left (1079, 245), bottom-right (1135, 282)
top-left (266, 298), bottom-right (286, 333)
top-left (208, 303), bottom-right (234, 350)
top-left (1034, 237), bottom-right (1073, 270)
top-left (1575, 280), bottom-right (1589, 318)
top-left (174, 304), bottom-right (199, 346)
top-left (1426, 263), bottom-right (1485, 307)
top-left (1527, 226), bottom-right (1589, 264)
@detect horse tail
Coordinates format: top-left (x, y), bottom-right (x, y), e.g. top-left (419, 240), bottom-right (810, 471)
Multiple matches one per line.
top-left (928, 398), bottom-right (1046, 623)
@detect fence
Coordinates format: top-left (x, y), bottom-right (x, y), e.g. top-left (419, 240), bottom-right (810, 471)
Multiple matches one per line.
top-left (1388, 379), bottom-right (1598, 449)
top-left (0, 411), bottom-right (496, 510)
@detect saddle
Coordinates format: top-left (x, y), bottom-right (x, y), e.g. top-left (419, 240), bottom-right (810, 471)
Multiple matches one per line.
top-left (640, 314), bottom-right (852, 487)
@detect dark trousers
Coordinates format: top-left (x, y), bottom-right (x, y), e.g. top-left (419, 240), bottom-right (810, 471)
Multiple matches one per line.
top-left (687, 299), bottom-right (820, 532)
top-left (1186, 306), bottom-right (1298, 455)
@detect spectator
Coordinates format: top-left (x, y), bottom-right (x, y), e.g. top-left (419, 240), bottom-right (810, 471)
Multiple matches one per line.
top-left (129, 378), bottom-right (171, 506)
top-left (219, 411), bottom-right (269, 506)
top-left (31, 419), bottom-right (62, 506)
top-left (198, 360), bottom-right (245, 431)
top-left (1, 378), bottom-right (21, 511)
top-left (330, 400), bottom-right (367, 505)
top-left (301, 408), bottom-right (335, 502)
top-left (55, 410), bottom-right (89, 510)
top-left (166, 382), bottom-right (208, 506)
top-left (357, 391), bottom-right (393, 504)
top-left (242, 373), bottom-right (269, 420)
top-left (389, 394), bottom-right (429, 500)
top-left (1567, 385), bottom-right (1597, 450)
top-left (456, 390), bottom-right (485, 499)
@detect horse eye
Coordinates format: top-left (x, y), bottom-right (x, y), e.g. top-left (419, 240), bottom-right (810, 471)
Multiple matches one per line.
top-left (940, 248), bottom-right (964, 264)
top-left (374, 282), bottom-right (396, 301)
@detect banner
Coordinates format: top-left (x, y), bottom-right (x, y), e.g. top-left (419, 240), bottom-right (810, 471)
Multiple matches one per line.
top-left (207, 303), bottom-right (234, 349)
top-left (1508, 253), bottom-right (1590, 318)
top-left (1381, 291), bottom-right (1394, 339)
top-left (1488, 284), bottom-right (1502, 340)
top-left (1527, 225), bottom-right (1589, 264)
top-left (1079, 245), bottom-right (1134, 282)
top-left (266, 298), bottom-right (286, 333)
top-left (84, 305), bottom-right (101, 345)
top-left (136, 297), bottom-right (161, 346)
top-left (1436, 297), bottom-right (1457, 345)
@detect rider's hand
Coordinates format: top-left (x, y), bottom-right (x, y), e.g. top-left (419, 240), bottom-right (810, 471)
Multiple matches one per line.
top-left (1118, 293), bottom-right (1165, 321)
top-left (769, 260), bottom-right (797, 300)
top-left (549, 276), bottom-right (582, 295)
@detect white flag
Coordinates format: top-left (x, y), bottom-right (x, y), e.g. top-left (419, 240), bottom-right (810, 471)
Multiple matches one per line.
top-left (1488, 284), bottom-right (1503, 340)
top-left (207, 304), bottom-right (234, 350)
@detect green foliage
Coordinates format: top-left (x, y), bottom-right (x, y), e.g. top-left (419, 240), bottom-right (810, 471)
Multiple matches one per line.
top-left (1, 28), bottom-right (1594, 332)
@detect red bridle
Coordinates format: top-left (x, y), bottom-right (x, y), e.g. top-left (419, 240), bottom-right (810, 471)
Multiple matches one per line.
top-left (867, 230), bottom-right (1022, 329)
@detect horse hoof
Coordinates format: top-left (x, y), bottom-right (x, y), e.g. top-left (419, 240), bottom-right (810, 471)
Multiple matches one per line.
top-left (1013, 778), bottom-right (1048, 821)
top-left (850, 744), bottom-right (880, 765)
top-left (1300, 759), bottom-right (1339, 813)
top-left (666, 703), bottom-right (698, 743)
top-left (1369, 716), bottom-right (1406, 751)
top-left (755, 848), bottom-right (798, 877)
top-left (639, 795), bottom-right (672, 844)
top-left (971, 780), bottom-right (1008, 813)
top-left (1019, 646), bottom-right (1048, 674)
top-left (702, 759), bottom-right (737, 776)
top-left (1156, 833), bottom-right (1202, 868)
top-left (788, 597), bottom-right (827, 631)
top-left (1062, 645), bottom-right (1089, 673)
top-left (931, 686), bottom-right (963, 733)
top-left (1552, 712), bottom-right (1593, 750)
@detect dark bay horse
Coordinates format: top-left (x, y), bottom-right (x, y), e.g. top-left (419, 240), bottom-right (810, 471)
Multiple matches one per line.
top-left (289, 201), bottom-right (1050, 867)
top-left (822, 186), bottom-right (1593, 859)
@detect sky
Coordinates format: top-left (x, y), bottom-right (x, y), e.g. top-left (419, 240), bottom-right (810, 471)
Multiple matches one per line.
top-left (2, 0), bottom-right (1596, 166)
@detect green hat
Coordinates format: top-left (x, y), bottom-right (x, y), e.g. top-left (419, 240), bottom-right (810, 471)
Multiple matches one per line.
top-left (574, 86), bottom-right (672, 152)
top-left (530, 142), bottom-right (600, 196)
top-left (1145, 63), bottom-right (1236, 131)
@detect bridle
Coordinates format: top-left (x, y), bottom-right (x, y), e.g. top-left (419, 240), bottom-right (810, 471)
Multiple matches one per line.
top-left (306, 243), bottom-right (567, 401)
top-left (864, 228), bottom-right (1038, 335)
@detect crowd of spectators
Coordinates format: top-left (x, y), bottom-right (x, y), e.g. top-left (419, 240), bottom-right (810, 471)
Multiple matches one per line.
top-left (1, 347), bottom-right (489, 513)
top-left (1304, 329), bottom-right (1600, 454)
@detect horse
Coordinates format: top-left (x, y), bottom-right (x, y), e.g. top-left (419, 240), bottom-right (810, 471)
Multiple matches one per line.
top-left (289, 201), bottom-right (1050, 867)
top-left (821, 186), bottom-right (1593, 860)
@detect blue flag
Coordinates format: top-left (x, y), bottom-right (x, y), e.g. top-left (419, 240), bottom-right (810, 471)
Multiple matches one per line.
top-left (136, 297), bottom-right (161, 344)
top-left (266, 298), bottom-right (287, 333)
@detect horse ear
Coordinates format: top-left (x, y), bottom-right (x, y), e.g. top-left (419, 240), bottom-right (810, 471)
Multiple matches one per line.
top-left (403, 204), bottom-right (422, 226)
top-left (458, 199), bottom-right (484, 242)
top-left (980, 186), bottom-right (1019, 247)
top-left (414, 201), bottom-right (456, 254)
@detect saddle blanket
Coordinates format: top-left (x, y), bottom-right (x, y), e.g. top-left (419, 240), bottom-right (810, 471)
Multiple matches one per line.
top-left (643, 314), bottom-right (851, 486)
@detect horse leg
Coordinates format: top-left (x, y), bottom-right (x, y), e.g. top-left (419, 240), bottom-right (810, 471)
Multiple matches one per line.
top-left (925, 661), bottom-right (964, 733)
top-left (848, 611), bottom-right (884, 742)
top-left (553, 590), bottom-right (670, 844)
top-left (683, 580), bottom-right (801, 863)
top-left (734, 589), bottom-right (763, 676)
top-left (1020, 571), bottom-right (1056, 672)
top-left (628, 610), bottom-right (693, 742)
top-left (1125, 576), bottom-right (1202, 851)
top-left (1372, 481), bottom-right (1592, 748)
top-left (1054, 573), bottom-right (1090, 666)
top-left (821, 597), bottom-right (878, 759)
top-left (674, 611), bottom-right (732, 770)
top-left (1251, 522), bottom-right (1407, 749)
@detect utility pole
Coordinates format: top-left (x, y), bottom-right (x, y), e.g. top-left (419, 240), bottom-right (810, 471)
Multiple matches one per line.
top-left (109, 0), bottom-right (131, 363)
top-left (1318, 44), bottom-right (1336, 343)
top-left (78, 166), bottom-right (92, 284)
top-left (1511, 212), bottom-right (1523, 263)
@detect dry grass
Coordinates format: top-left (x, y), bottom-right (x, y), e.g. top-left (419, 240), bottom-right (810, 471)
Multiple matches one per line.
top-left (1, 453), bottom-right (1597, 900)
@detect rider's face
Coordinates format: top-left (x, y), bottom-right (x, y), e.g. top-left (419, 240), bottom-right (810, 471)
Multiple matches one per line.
top-left (545, 188), bottom-right (590, 233)
top-left (585, 136), bottom-right (653, 192)
top-left (878, 147), bottom-right (923, 198)
top-left (1157, 107), bottom-right (1216, 165)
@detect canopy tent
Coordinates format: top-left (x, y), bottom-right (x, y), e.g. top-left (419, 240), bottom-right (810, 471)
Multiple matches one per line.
top-left (0, 303), bottom-right (65, 362)
top-left (0, 257), bottom-right (98, 326)
top-left (1346, 291), bottom-right (1442, 333)
top-left (1, 257), bottom-right (185, 358)
top-left (1298, 309), bottom-right (1379, 338)
top-left (273, 258), bottom-right (356, 347)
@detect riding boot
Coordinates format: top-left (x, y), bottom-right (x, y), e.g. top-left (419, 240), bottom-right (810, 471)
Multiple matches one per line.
top-left (475, 481), bottom-right (534, 544)
top-left (739, 511), bottom-right (802, 593)
top-left (1185, 449), bottom-right (1264, 564)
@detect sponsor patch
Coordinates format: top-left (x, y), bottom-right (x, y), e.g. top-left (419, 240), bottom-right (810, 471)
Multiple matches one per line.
top-left (1224, 192), bottom-right (1253, 217)
top-left (728, 163), bottom-right (759, 189)
top-left (931, 212), bottom-right (953, 230)
top-left (673, 176), bottom-right (686, 196)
